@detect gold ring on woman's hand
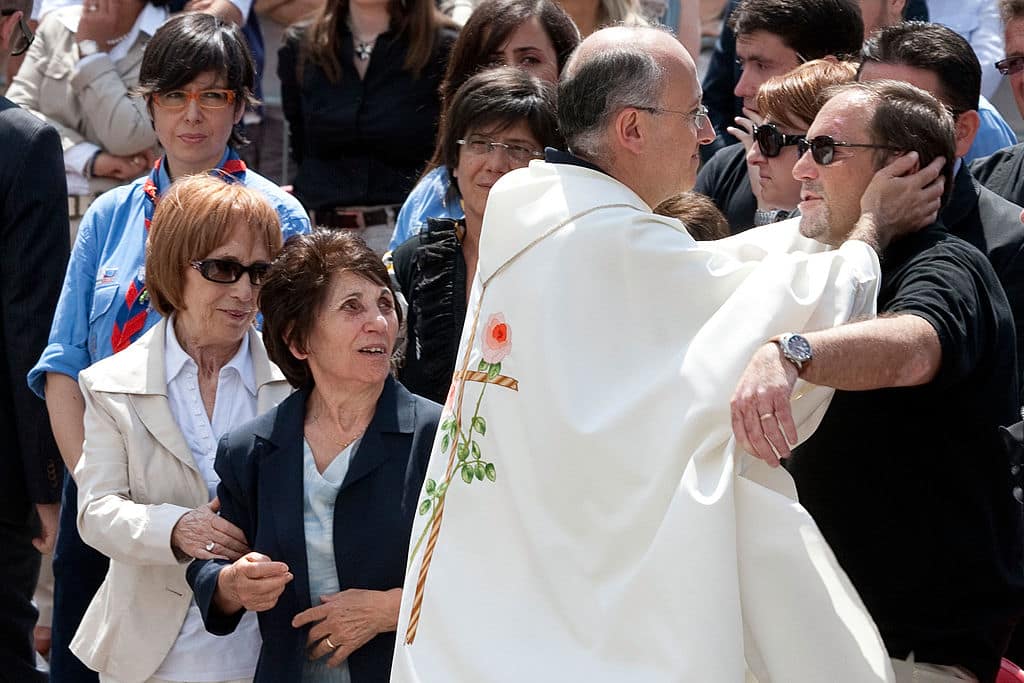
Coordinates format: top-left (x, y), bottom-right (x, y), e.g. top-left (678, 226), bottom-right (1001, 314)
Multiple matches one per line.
top-left (325, 636), bottom-right (338, 649)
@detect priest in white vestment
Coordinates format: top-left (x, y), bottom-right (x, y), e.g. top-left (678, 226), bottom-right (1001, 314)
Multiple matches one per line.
top-left (391, 27), bottom-right (943, 683)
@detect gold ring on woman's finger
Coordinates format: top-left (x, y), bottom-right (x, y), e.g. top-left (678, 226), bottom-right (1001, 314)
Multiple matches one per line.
top-left (205, 541), bottom-right (215, 552)
top-left (759, 413), bottom-right (774, 420)
top-left (325, 636), bottom-right (338, 649)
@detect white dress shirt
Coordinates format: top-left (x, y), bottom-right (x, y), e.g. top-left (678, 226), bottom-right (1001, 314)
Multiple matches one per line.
top-left (154, 319), bottom-right (262, 682)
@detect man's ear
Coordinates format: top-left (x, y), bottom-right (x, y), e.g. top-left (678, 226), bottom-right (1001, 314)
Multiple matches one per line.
top-left (613, 107), bottom-right (646, 157)
top-left (953, 110), bottom-right (980, 159)
top-left (0, 10), bottom-right (21, 48)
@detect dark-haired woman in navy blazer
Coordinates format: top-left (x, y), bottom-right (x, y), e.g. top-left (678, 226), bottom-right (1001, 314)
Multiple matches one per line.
top-left (188, 230), bottom-right (440, 683)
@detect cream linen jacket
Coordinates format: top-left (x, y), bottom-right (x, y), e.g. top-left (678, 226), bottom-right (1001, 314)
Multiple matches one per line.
top-left (5, 5), bottom-right (158, 194)
top-left (70, 319), bottom-right (291, 683)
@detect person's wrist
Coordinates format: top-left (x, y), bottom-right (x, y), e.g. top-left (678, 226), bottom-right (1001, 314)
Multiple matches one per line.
top-left (849, 213), bottom-right (884, 253)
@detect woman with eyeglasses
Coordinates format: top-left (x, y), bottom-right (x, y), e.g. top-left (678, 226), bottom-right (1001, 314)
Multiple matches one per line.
top-left (387, 0), bottom-right (580, 251)
top-left (391, 66), bottom-right (561, 404)
top-left (69, 174), bottom-right (290, 683)
top-left (742, 59), bottom-right (857, 225)
top-left (26, 13), bottom-right (309, 683)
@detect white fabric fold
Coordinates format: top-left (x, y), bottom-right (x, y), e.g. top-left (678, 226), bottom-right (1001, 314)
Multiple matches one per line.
top-left (392, 161), bottom-right (894, 683)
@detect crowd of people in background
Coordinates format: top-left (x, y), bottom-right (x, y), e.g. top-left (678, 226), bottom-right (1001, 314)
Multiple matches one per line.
top-left (2, 0), bottom-right (1024, 679)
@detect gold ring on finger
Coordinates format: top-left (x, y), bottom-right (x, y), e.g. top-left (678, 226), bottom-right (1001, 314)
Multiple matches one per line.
top-left (325, 636), bottom-right (338, 649)
top-left (759, 413), bottom-right (774, 420)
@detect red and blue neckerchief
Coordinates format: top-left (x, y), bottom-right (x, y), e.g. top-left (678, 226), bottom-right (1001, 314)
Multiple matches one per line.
top-left (109, 151), bottom-right (247, 353)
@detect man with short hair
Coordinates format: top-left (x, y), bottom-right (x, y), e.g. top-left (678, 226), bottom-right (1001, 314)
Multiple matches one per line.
top-left (391, 26), bottom-right (944, 683)
top-left (970, 0), bottom-right (1024, 208)
top-left (858, 21), bottom-right (1024, 397)
top-left (733, 80), bottom-right (1024, 683)
top-left (694, 0), bottom-right (864, 232)
top-left (0, 1), bottom-right (69, 681)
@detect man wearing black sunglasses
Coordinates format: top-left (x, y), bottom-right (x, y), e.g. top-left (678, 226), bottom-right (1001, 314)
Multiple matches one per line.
top-left (859, 22), bottom-right (1024, 407)
top-left (971, 0), bottom-right (1024, 209)
top-left (694, 0), bottom-right (864, 233)
top-left (0, 2), bottom-right (69, 681)
top-left (733, 80), bottom-right (1024, 683)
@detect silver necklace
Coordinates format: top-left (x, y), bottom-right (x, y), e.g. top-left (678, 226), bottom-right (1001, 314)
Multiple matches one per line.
top-left (312, 413), bottom-right (364, 451)
top-left (353, 38), bottom-right (375, 61)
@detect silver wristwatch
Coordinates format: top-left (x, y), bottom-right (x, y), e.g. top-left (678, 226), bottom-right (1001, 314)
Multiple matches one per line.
top-left (77, 39), bottom-right (100, 58)
top-left (773, 332), bottom-right (812, 370)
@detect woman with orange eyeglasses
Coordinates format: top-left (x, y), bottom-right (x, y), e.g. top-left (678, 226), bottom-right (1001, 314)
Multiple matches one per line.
top-left (27, 13), bottom-right (309, 683)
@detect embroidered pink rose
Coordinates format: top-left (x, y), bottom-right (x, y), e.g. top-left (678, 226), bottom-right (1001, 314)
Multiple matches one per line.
top-left (481, 313), bottom-right (512, 363)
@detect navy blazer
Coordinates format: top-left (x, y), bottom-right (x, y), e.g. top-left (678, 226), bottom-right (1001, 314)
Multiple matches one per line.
top-left (187, 376), bottom-right (441, 683)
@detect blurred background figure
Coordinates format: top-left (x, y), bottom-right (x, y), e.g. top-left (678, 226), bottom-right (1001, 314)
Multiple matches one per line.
top-left (388, 0), bottom-right (579, 251)
top-left (653, 190), bottom-right (730, 239)
top-left (26, 13), bottom-right (308, 683)
top-left (0, 2), bottom-right (68, 681)
top-left (73, 174), bottom-right (289, 683)
top-left (6, 0), bottom-right (168, 241)
top-left (279, 0), bottom-right (457, 254)
top-left (188, 230), bottom-right (441, 682)
top-left (391, 67), bottom-right (561, 404)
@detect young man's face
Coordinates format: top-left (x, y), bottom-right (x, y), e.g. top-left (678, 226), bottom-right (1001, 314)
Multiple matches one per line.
top-left (734, 30), bottom-right (803, 113)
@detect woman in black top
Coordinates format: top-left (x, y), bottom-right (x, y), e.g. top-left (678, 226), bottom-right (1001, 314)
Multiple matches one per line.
top-left (279, 0), bottom-right (457, 252)
top-left (391, 66), bottom-right (561, 404)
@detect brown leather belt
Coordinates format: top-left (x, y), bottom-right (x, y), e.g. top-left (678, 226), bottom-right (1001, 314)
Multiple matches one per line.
top-left (311, 205), bottom-right (399, 231)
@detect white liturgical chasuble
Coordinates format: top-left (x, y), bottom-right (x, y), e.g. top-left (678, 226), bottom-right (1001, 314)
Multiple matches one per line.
top-left (392, 160), bottom-right (896, 683)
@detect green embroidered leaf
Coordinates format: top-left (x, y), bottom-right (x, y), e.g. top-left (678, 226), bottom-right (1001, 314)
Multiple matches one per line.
top-left (484, 463), bottom-right (496, 481)
top-left (472, 416), bottom-right (487, 435)
top-left (441, 434), bottom-right (450, 452)
top-left (471, 441), bottom-right (481, 459)
top-left (457, 443), bottom-right (469, 461)
top-left (478, 359), bottom-right (489, 372)
top-left (461, 466), bottom-right (474, 484)
top-left (441, 417), bottom-right (455, 433)
top-left (438, 481), bottom-right (449, 495)
top-left (425, 479), bottom-right (436, 495)
top-left (487, 362), bottom-right (501, 380)
top-left (418, 499), bottom-right (432, 515)
top-left (474, 462), bottom-right (485, 480)
top-left (447, 419), bottom-right (459, 437)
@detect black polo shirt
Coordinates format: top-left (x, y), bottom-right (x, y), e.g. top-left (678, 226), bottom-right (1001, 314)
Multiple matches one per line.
top-left (787, 224), bottom-right (1024, 682)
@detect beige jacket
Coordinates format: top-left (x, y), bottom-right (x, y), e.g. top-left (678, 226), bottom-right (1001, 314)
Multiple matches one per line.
top-left (71, 319), bottom-right (291, 683)
top-left (5, 5), bottom-right (159, 194)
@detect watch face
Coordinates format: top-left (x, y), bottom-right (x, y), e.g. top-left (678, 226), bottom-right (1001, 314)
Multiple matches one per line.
top-left (785, 334), bottom-right (812, 363)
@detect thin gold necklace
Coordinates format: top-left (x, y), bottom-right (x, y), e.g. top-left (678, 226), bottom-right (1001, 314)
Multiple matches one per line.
top-left (311, 413), bottom-right (364, 451)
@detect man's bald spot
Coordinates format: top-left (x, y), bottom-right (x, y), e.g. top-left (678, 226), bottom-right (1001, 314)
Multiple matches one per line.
top-left (564, 26), bottom-right (698, 83)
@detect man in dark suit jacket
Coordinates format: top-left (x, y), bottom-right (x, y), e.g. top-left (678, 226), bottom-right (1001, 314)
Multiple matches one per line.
top-left (0, 2), bottom-right (70, 680)
top-left (858, 22), bottom-right (1024, 398)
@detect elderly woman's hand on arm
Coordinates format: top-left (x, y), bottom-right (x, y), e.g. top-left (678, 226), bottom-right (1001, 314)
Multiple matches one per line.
top-left (170, 496), bottom-right (251, 561)
top-left (292, 588), bottom-right (403, 666)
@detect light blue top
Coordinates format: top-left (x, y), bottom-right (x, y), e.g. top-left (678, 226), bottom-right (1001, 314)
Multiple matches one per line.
top-left (967, 95), bottom-right (1018, 163)
top-left (28, 148), bottom-right (310, 398)
top-left (302, 438), bottom-right (355, 683)
top-left (387, 166), bottom-right (464, 251)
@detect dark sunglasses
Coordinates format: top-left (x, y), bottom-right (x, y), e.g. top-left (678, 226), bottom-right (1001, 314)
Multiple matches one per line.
top-left (1, 9), bottom-right (33, 57)
top-left (752, 123), bottom-right (804, 158)
top-left (190, 259), bottom-right (271, 286)
top-left (797, 135), bottom-right (902, 166)
top-left (996, 55), bottom-right (1024, 76)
